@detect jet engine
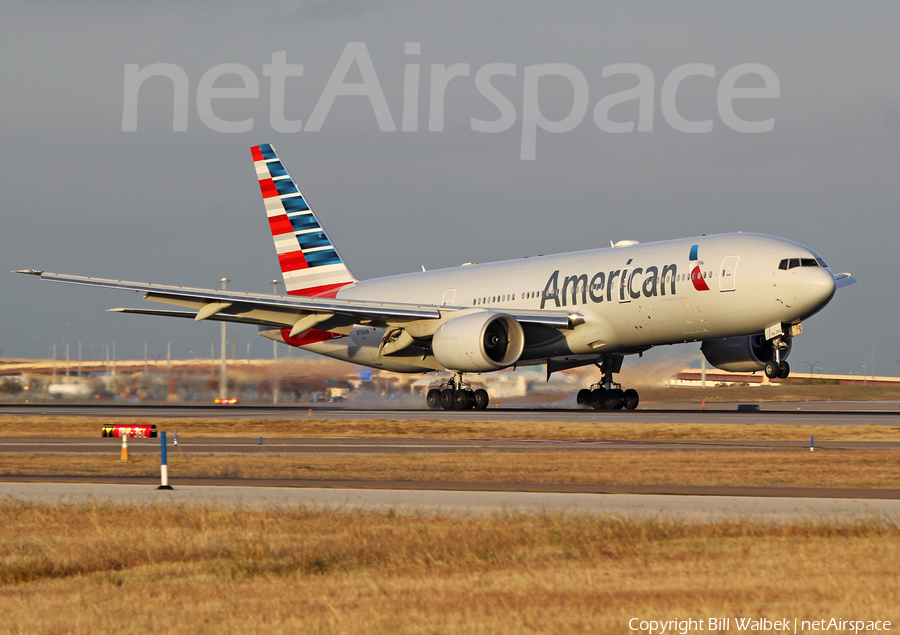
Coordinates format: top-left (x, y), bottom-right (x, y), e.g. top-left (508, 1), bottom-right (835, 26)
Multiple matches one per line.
top-left (700, 335), bottom-right (792, 372)
top-left (431, 312), bottom-right (525, 372)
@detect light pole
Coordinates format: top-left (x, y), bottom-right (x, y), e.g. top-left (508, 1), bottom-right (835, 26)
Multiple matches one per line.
top-left (219, 278), bottom-right (230, 401)
top-left (271, 279), bottom-right (280, 404)
top-left (803, 360), bottom-right (820, 380)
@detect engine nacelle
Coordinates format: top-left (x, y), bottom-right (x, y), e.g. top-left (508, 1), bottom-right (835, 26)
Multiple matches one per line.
top-left (700, 335), bottom-right (792, 372)
top-left (431, 312), bottom-right (525, 372)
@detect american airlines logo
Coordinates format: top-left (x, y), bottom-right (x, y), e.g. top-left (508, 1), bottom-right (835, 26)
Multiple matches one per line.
top-left (121, 43), bottom-right (779, 160)
top-left (542, 246), bottom-right (714, 308)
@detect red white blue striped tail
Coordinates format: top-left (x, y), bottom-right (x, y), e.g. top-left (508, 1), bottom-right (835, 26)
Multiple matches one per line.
top-left (252, 144), bottom-right (357, 297)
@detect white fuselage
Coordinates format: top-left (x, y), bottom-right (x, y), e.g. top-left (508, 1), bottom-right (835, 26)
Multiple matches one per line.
top-left (275, 233), bottom-right (837, 373)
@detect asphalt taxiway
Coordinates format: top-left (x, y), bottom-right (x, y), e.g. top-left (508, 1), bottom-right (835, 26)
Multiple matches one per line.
top-left (2, 402), bottom-right (900, 426)
top-left (3, 481), bottom-right (899, 523)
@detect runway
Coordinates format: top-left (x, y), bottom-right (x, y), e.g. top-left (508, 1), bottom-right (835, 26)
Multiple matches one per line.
top-left (3, 436), bottom-right (900, 456)
top-left (3, 481), bottom-right (899, 523)
top-left (2, 402), bottom-right (900, 426)
top-left (4, 403), bottom-right (898, 522)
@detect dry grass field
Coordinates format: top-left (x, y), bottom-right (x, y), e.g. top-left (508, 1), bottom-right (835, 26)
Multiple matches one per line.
top-left (3, 450), bottom-right (900, 490)
top-left (0, 502), bottom-right (897, 634)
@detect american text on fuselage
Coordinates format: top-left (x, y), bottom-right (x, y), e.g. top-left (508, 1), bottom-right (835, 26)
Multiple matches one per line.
top-left (541, 259), bottom-right (680, 309)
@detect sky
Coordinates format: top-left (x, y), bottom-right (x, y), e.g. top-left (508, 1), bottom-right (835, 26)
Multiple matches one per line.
top-left (1, 2), bottom-right (898, 377)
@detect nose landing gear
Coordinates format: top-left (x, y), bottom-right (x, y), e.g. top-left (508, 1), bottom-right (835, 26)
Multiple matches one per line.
top-left (426, 374), bottom-right (490, 410)
top-left (765, 359), bottom-right (790, 380)
top-left (576, 354), bottom-right (640, 410)
top-left (764, 334), bottom-right (791, 380)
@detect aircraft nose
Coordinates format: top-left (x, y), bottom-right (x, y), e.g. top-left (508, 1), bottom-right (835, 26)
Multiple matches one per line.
top-left (808, 267), bottom-right (836, 307)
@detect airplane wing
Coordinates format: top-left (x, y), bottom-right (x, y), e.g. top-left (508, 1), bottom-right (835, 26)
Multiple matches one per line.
top-left (834, 272), bottom-right (856, 289)
top-left (14, 270), bottom-right (576, 336)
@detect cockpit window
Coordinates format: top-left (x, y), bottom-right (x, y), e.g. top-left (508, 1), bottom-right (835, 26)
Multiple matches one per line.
top-left (779, 257), bottom-right (824, 270)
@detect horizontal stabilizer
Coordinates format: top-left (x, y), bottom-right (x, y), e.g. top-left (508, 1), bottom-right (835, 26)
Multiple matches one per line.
top-left (108, 308), bottom-right (288, 328)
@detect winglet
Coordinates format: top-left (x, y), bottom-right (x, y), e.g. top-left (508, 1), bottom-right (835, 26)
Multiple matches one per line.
top-left (12, 269), bottom-right (43, 276)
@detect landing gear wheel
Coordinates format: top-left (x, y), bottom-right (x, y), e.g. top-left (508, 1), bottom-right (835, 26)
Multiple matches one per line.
top-left (453, 390), bottom-right (472, 410)
top-left (576, 389), bottom-right (591, 406)
top-left (440, 389), bottom-right (454, 410)
top-left (623, 389), bottom-right (640, 411)
top-left (590, 388), bottom-right (606, 410)
top-left (426, 389), bottom-right (441, 410)
top-left (778, 360), bottom-right (790, 379)
top-left (765, 362), bottom-right (780, 379)
top-left (603, 389), bottom-right (624, 410)
top-left (473, 389), bottom-right (489, 410)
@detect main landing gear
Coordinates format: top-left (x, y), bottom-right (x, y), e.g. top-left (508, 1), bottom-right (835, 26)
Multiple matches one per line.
top-left (575, 354), bottom-right (640, 411)
top-left (764, 335), bottom-right (791, 380)
top-left (426, 374), bottom-right (490, 410)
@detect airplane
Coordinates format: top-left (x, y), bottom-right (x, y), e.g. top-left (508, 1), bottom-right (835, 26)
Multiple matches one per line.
top-left (15, 143), bottom-right (856, 410)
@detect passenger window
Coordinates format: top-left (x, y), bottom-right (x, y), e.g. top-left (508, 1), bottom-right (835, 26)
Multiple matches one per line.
top-left (789, 259), bottom-right (800, 269)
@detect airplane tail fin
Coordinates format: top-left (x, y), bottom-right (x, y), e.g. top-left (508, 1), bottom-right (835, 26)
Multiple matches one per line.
top-left (251, 143), bottom-right (357, 297)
